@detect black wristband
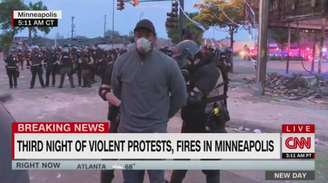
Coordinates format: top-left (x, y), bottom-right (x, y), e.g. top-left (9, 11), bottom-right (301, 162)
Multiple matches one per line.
top-left (98, 87), bottom-right (111, 101)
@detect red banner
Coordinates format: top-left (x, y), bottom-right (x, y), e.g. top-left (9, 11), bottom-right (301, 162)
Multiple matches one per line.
top-left (12, 122), bottom-right (110, 133)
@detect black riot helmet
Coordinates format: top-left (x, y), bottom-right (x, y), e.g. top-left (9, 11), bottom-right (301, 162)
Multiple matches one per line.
top-left (173, 40), bottom-right (201, 69)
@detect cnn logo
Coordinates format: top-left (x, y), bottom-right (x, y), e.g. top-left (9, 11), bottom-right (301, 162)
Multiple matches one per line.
top-left (285, 137), bottom-right (311, 149)
top-left (282, 124), bottom-right (315, 155)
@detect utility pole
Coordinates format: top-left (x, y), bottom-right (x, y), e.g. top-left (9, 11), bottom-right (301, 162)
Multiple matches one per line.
top-left (104, 14), bottom-right (107, 37)
top-left (311, 32), bottom-right (316, 72)
top-left (178, 0), bottom-right (184, 41)
top-left (71, 16), bottom-right (75, 40)
top-left (112, 0), bottom-right (115, 48)
top-left (286, 24), bottom-right (291, 74)
top-left (318, 17), bottom-right (326, 74)
top-left (256, 0), bottom-right (269, 95)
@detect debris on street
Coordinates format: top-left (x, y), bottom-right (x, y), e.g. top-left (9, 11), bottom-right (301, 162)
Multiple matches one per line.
top-left (264, 73), bottom-right (328, 100)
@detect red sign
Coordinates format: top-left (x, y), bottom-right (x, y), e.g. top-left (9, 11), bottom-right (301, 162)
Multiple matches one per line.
top-left (282, 124), bottom-right (315, 133)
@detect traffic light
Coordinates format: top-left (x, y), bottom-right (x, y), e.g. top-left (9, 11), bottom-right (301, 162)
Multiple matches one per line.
top-left (117, 0), bottom-right (125, 10)
top-left (165, 0), bottom-right (179, 29)
top-left (131, 0), bottom-right (140, 6)
top-left (165, 17), bottom-right (178, 28)
top-left (172, 0), bottom-right (178, 15)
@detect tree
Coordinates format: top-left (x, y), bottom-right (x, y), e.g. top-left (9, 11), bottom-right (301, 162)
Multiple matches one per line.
top-left (0, 31), bottom-right (15, 54)
top-left (194, 0), bottom-right (246, 72)
top-left (194, 0), bottom-right (245, 51)
top-left (166, 12), bottom-right (204, 44)
top-left (0, 0), bottom-right (26, 53)
top-left (0, 0), bottom-right (26, 31)
top-left (27, 1), bottom-right (51, 43)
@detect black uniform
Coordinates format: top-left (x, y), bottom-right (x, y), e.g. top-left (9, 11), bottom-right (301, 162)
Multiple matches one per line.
top-left (72, 51), bottom-right (82, 87)
top-left (30, 52), bottom-right (45, 88)
top-left (5, 55), bottom-right (18, 88)
top-left (99, 61), bottom-right (119, 183)
top-left (17, 52), bottom-right (24, 70)
top-left (90, 51), bottom-right (98, 83)
top-left (171, 55), bottom-right (229, 183)
top-left (58, 52), bottom-right (75, 88)
top-left (80, 55), bottom-right (92, 87)
top-left (45, 50), bottom-right (57, 87)
top-left (96, 56), bottom-right (108, 81)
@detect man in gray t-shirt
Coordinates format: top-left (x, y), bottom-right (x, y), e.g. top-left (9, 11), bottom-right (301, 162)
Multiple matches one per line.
top-left (111, 19), bottom-right (187, 183)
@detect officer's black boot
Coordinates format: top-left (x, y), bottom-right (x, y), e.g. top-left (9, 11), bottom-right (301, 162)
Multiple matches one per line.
top-left (37, 68), bottom-right (45, 88)
top-left (30, 71), bottom-right (36, 89)
top-left (13, 74), bottom-right (17, 88)
top-left (9, 80), bottom-right (13, 89)
top-left (69, 76), bottom-right (75, 88)
top-left (58, 74), bottom-right (65, 88)
top-left (45, 71), bottom-right (50, 87)
top-left (52, 71), bottom-right (56, 87)
top-left (77, 69), bottom-right (82, 86)
top-left (8, 72), bottom-right (13, 89)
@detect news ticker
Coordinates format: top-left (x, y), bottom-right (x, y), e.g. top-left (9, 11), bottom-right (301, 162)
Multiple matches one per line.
top-left (12, 160), bottom-right (315, 170)
top-left (12, 160), bottom-right (315, 181)
top-left (12, 10), bottom-right (62, 27)
top-left (12, 122), bottom-right (315, 171)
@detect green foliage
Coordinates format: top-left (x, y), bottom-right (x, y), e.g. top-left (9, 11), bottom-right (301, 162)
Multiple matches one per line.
top-left (27, 1), bottom-right (51, 39)
top-left (166, 27), bottom-right (180, 44)
top-left (194, 0), bottom-right (247, 50)
top-left (0, 0), bottom-right (26, 51)
top-left (166, 12), bottom-right (204, 44)
top-left (0, 31), bottom-right (14, 51)
top-left (0, 0), bottom-right (52, 49)
top-left (0, 0), bottom-right (27, 31)
top-left (194, 0), bottom-right (245, 29)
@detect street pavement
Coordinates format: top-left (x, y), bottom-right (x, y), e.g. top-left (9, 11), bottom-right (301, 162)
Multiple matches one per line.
top-left (1, 57), bottom-right (327, 183)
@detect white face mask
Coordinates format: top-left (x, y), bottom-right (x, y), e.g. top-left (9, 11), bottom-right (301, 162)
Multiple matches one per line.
top-left (136, 37), bottom-right (152, 54)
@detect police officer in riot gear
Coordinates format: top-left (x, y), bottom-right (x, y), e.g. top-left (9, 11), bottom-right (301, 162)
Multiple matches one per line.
top-left (5, 53), bottom-right (19, 89)
top-left (17, 49), bottom-right (24, 70)
top-left (58, 49), bottom-right (75, 88)
top-left (45, 48), bottom-right (58, 87)
top-left (79, 50), bottom-right (92, 88)
top-left (89, 47), bottom-right (97, 83)
top-left (73, 49), bottom-right (82, 87)
top-left (170, 40), bottom-right (230, 183)
top-left (30, 48), bottom-right (45, 89)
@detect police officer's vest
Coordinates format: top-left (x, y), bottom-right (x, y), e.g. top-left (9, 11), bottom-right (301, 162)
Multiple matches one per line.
top-left (31, 54), bottom-right (42, 66)
top-left (6, 57), bottom-right (17, 69)
top-left (189, 59), bottom-right (230, 122)
top-left (61, 54), bottom-right (72, 66)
